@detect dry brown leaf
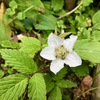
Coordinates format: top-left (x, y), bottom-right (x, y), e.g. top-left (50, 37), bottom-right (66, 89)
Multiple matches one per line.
top-left (0, 2), bottom-right (5, 20)
top-left (81, 75), bottom-right (93, 97)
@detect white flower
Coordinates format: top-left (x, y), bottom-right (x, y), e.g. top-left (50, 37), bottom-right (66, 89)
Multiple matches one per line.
top-left (40, 33), bottom-right (82, 74)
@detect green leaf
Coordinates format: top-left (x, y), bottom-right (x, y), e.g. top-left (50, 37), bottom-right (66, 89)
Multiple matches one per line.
top-left (24, 18), bottom-right (33, 31)
top-left (17, 12), bottom-right (26, 20)
top-left (6, 8), bottom-right (15, 16)
top-left (83, 0), bottom-right (93, 7)
top-left (0, 74), bottom-right (28, 100)
top-left (72, 65), bottom-right (89, 76)
top-left (28, 73), bottom-right (46, 100)
top-left (0, 21), bottom-right (11, 41)
top-left (92, 10), bottom-right (100, 24)
top-left (16, 0), bottom-right (44, 11)
top-left (20, 37), bottom-right (41, 58)
top-left (9, 0), bottom-right (18, 10)
top-left (43, 1), bottom-right (51, 10)
top-left (31, 0), bottom-right (45, 11)
top-left (74, 39), bottom-right (100, 63)
top-left (8, 68), bottom-right (15, 74)
top-left (6, 0), bottom-right (17, 16)
top-left (34, 13), bottom-right (57, 30)
top-left (44, 74), bottom-right (55, 93)
top-left (53, 67), bottom-right (67, 81)
top-left (1, 40), bottom-right (20, 49)
top-left (91, 30), bottom-right (100, 40)
top-left (48, 86), bottom-right (62, 100)
top-left (93, 23), bottom-right (100, 30)
top-left (0, 70), bottom-right (4, 78)
top-left (0, 49), bottom-right (37, 74)
top-left (57, 80), bottom-right (76, 88)
top-left (14, 20), bottom-right (26, 32)
top-left (51, 0), bottom-right (64, 12)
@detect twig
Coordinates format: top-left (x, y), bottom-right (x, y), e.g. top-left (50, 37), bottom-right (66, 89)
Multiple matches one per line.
top-left (75, 86), bottom-right (100, 100)
top-left (58, 0), bottom-right (84, 19)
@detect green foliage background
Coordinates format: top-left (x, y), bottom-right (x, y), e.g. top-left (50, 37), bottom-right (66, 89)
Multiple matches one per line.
top-left (0, 0), bottom-right (100, 99)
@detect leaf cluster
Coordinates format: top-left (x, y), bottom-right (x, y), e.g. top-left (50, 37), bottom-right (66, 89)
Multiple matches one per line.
top-left (0, 0), bottom-right (100, 99)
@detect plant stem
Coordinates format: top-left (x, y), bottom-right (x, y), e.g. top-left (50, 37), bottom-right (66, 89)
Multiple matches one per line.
top-left (58, 0), bottom-right (84, 19)
top-left (75, 86), bottom-right (100, 100)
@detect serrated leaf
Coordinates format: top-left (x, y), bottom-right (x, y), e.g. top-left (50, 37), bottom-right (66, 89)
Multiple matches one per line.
top-left (48, 86), bottom-right (62, 100)
top-left (51, 0), bottom-right (64, 12)
top-left (74, 39), bottom-right (100, 63)
top-left (0, 74), bottom-right (28, 100)
top-left (28, 73), bottom-right (46, 100)
top-left (92, 10), bottom-right (100, 24)
top-left (34, 13), bottom-right (57, 30)
top-left (0, 49), bottom-right (37, 74)
top-left (53, 67), bottom-right (67, 81)
top-left (1, 40), bottom-right (20, 49)
top-left (20, 37), bottom-right (41, 58)
top-left (44, 74), bottom-right (55, 93)
top-left (57, 80), bottom-right (76, 88)
top-left (72, 65), bottom-right (89, 76)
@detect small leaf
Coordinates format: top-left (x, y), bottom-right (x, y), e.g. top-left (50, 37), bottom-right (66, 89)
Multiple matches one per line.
top-left (44, 74), bottom-right (55, 93)
top-left (53, 67), bottom-right (67, 81)
top-left (83, 0), bottom-right (93, 7)
top-left (1, 40), bottom-right (20, 49)
top-left (72, 65), bottom-right (89, 76)
top-left (20, 37), bottom-right (41, 58)
top-left (57, 80), bottom-right (76, 88)
top-left (92, 10), bottom-right (100, 24)
top-left (51, 0), bottom-right (64, 12)
top-left (9, 0), bottom-right (18, 10)
top-left (34, 13), bottom-right (57, 30)
top-left (28, 73), bottom-right (46, 100)
top-left (48, 86), bottom-right (62, 100)
top-left (24, 18), bottom-right (33, 31)
top-left (0, 70), bottom-right (4, 78)
top-left (6, 8), bottom-right (15, 16)
top-left (14, 20), bottom-right (26, 32)
top-left (0, 49), bottom-right (37, 74)
top-left (17, 12), bottom-right (26, 20)
top-left (16, 0), bottom-right (44, 12)
top-left (32, 0), bottom-right (45, 11)
top-left (0, 74), bottom-right (28, 100)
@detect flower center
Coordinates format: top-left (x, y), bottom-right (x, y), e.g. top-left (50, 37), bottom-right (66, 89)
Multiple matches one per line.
top-left (55, 45), bottom-right (69, 59)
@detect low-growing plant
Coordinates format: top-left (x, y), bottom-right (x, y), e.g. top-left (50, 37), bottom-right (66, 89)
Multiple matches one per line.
top-left (0, 0), bottom-right (100, 100)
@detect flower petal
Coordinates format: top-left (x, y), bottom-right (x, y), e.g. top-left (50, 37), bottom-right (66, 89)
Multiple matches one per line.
top-left (65, 51), bottom-right (82, 67)
top-left (40, 47), bottom-right (56, 60)
top-left (48, 33), bottom-right (63, 47)
top-left (63, 35), bottom-right (78, 52)
top-left (50, 59), bottom-right (64, 74)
